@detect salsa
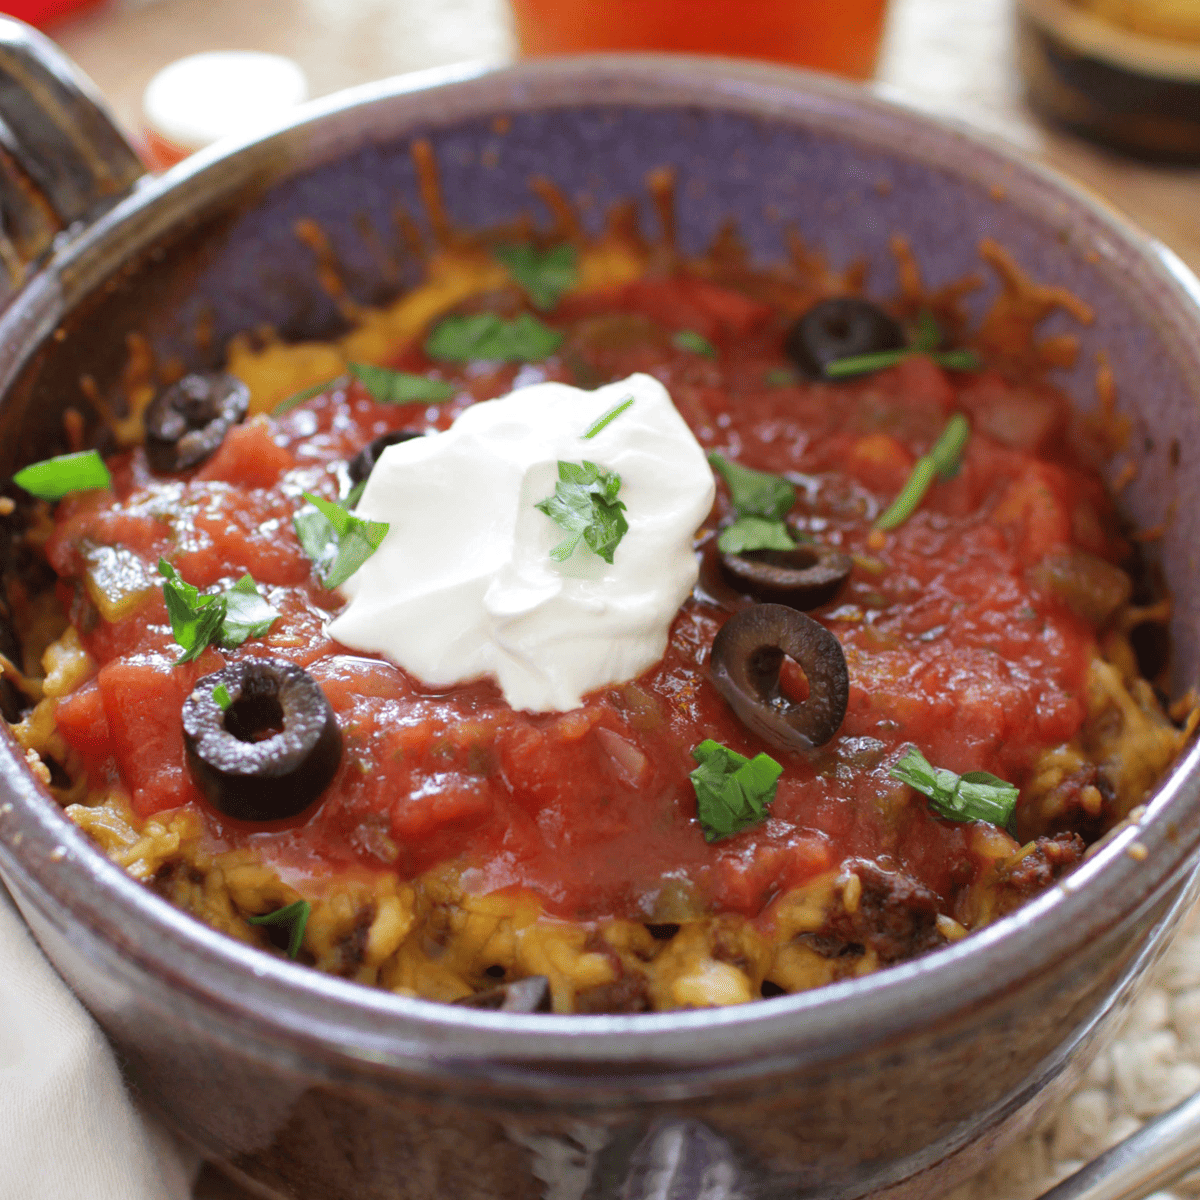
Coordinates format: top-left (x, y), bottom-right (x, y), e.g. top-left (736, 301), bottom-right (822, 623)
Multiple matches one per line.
top-left (44, 272), bottom-right (1110, 929)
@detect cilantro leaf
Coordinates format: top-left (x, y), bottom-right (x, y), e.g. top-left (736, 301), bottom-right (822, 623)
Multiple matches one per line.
top-left (424, 312), bottom-right (563, 363)
top-left (690, 738), bottom-right (783, 842)
top-left (294, 492), bottom-right (389, 589)
top-left (709, 453), bottom-right (798, 552)
top-left (247, 899), bottom-right (311, 959)
top-left (159, 561), bottom-right (224, 663)
top-left (13, 450), bottom-right (111, 500)
top-left (672, 329), bottom-right (717, 358)
top-left (271, 377), bottom-right (343, 417)
top-left (890, 745), bottom-right (1019, 827)
top-left (347, 361), bottom-right (455, 405)
top-left (222, 574), bottom-right (282, 645)
top-left (535, 460), bottom-right (628, 564)
top-left (708, 452), bottom-right (796, 523)
top-left (212, 683), bottom-right (232, 711)
top-left (493, 243), bottom-right (579, 310)
top-left (157, 560), bottom-right (280, 663)
top-left (716, 515), bottom-right (796, 554)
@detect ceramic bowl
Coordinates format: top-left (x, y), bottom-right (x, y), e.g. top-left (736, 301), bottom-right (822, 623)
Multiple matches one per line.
top-left (1, 26), bottom-right (1200, 1200)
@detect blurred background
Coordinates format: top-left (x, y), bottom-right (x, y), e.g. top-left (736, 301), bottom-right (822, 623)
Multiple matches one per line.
top-left (0, 0), bottom-right (1195, 275)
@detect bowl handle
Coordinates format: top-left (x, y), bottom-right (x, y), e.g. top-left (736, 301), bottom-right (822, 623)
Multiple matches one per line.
top-left (0, 16), bottom-right (145, 305)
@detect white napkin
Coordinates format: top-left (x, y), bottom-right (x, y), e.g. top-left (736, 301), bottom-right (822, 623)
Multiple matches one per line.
top-left (0, 884), bottom-right (199, 1200)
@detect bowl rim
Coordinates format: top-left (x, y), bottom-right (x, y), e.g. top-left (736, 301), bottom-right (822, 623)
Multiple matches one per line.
top-left (3, 51), bottom-right (1200, 1079)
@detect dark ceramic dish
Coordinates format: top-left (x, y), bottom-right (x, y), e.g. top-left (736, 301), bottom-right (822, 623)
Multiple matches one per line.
top-left (1, 20), bottom-right (1200, 1200)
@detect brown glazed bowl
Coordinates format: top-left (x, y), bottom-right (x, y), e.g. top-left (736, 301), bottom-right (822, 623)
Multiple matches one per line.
top-left (1, 20), bottom-right (1200, 1200)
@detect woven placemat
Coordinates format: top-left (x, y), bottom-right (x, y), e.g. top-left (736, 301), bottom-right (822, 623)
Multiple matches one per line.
top-left (948, 905), bottom-right (1200, 1200)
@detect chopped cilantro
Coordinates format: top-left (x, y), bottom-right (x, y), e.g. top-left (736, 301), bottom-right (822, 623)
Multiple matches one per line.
top-left (13, 450), bottom-right (111, 500)
top-left (708, 452), bottom-right (794, 522)
top-left (583, 395), bottom-right (634, 439)
top-left (493, 243), bottom-right (579, 310)
top-left (212, 683), bottom-right (232, 711)
top-left (717, 515), bottom-right (797, 554)
top-left (158, 560), bottom-right (280, 664)
top-left (424, 312), bottom-right (563, 363)
top-left (672, 329), bottom-right (717, 358)
top-left (927, 411), bottom-right (971, 478)
top-left (912, 309), bottom-right (942, 353)
top-left (824, 349), bottom-right (911, 378)
top-left (933, 350), bottom-right (983, 371)
top-left (708, 451), bottom-right (796, 553)
top-left (221, 574), bottom-right (282, 646)
top-left (874, 414), bottom-right (971, 531)
top-left (347, 361), bottom-right (455, 404)
top-left (690, 738), bottom-right (783, 842)
top-left (247, 899), bottom-right (311, 959)
top-left (890, 745), bottom-right (1019, 828)
top-left (343, 478), bottom-right (367, 509)
top-left (294, 492), bottom-right (389, 590)
top-left (825, 310), bottom-right (982, 379)
top-left (272, 377), bottom-right (343, 417)
top-left (275, 365), bottom-right (456, 413)
top-left (535, 460), bottom-right (628, 564)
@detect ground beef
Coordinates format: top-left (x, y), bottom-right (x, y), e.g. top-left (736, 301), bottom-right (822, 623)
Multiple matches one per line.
top-left (995, 832), bottom-right (1086, 915)
top-left (818, 860), bottom-right (946, 964)
top-left (1035, 763), bottom-right (1116, 841)
top-left (574, 973), bottom-right (652, 1014)
top-left (149, 858), bottom-right (204, 896)
top-left (331, 905), bottom-right (375, 976)
top-left (709, 915), bottom-right (753, 974)
top-left (578, 931), bottom-right (653, 1012)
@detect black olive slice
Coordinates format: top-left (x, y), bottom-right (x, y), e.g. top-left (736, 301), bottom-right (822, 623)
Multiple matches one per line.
top-left (452, 975), bottom-right (552, 1013)
top-left (347, 430), bottom-right (424, 487)
top-left (182, 658), bottom-right (342, 823)
top-left (720, 542), bottom-right (852, 610)
top-left (695, 537), bottom-right (753, 612)
top-left (144, 372), bottom-right (250, 473)
top-left (784, 298), bottom-right (905, 381)
top-left (709, 604), bottom-right (849, 753)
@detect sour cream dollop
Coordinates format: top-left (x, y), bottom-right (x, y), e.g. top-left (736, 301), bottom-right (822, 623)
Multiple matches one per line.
top-left (328, 373), bottom-right (715, 712)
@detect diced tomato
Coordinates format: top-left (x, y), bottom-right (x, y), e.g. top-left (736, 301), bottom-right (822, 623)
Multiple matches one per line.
top-left (54, 680), bottom-right (111, 758)
top-left (196, 416), bottom-right (296, 488)
top-left (96, 655), bottom-right (214, 818)
top-left (959, 371), bottom-right (1065, 454)
top-left (616, 277), bottom-right (772, 340)
top-left (991, 463), bottom-right (1074, 563)
top-left (846, 433), bottom-right (915, 495)
top-left (715, 837), bottom-right (832, 913)
top-left (390, 776), bottom-right (494, 843)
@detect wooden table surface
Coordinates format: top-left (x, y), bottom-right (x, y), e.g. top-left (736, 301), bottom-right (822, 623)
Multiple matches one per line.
top-left (40, 1), bottom-right (1200, 1197)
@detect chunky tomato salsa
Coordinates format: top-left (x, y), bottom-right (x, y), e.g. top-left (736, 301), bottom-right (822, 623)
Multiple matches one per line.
top-left (8, 235), bottom-right (1190, 1013)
